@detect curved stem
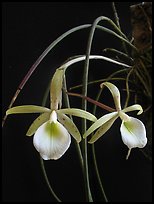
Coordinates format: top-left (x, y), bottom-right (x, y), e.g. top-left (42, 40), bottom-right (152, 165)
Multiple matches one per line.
top-left (70, 68), bottom-right (130, 90)
top-left (67, 92), bottom-right (115, 112)
top-left (124, 68), bottom-right (134, 108)
top-left (40, 157), bottom-right (62, 202)
top-left (3, 21), bottom-right (135, 127)
top-left (81, 19), bottom-right (101, 204)
top-left (91, 88), bottom-right (108, 202)
top-left (112, 2), bottom-right (128, 54)
top-left (103, 48), bottom-right (134, 62)
top-left (79, 14), bottom-right (127, 202)
top-left (2, 24), bottom-right (91, 127)
top-left (92, 144), bottom-right (108, 202)
top-left (63, 75), bottom-right (84, 173)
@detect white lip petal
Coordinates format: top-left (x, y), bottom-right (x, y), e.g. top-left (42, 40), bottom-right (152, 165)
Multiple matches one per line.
top-left (33, 120), bottom-right (71, 160)
top-left (120, 116), bottom-right (147, 149)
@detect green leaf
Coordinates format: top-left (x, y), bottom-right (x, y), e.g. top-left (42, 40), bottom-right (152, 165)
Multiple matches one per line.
top-left (83, 112), bottom-right (118, 138)
top-left (26, 112), bottom-right (50, 136)
top-left (88, 116), bottom-right (117, 143)
top-left (57, 112), bottom-right (81, 142)
top-left (6, 105), bottom-right (51, 115)
top-left (57, 108), bottom-right (97, 122)
top-left (95, 55), bottom-right (130, 67)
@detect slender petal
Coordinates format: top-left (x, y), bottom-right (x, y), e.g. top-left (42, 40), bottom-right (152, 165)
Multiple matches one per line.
top-left (50, 68), bottom-right (64, 110)
top-left (122, 104), bottom-right (143, 115)
top-left (120, 116), bottom-right (147, 149)
top-left (33, 120), bottom-right (71, 160)
top-left (57, 112), bottom-right (81, 142)
top-left (57, 108), bottom-right (97, 122)
top-left (26, 112), bottom-right (50, 136)
top-left (6, 105), bottom-right (51, 115)
top-left (88, 115), bottom-right (118, 143)
top-left (100, 82), bottom-right (121, 111)
top-left (83, 112), bottom-right (118, 138)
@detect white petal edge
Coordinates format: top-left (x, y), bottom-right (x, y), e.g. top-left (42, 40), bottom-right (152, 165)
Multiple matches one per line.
top-left (33, 120), bottom-right (71, 160)
top-left (120, 116), bottom-right (147, 150)
top-left (83, 112), bottom-right (118, 138)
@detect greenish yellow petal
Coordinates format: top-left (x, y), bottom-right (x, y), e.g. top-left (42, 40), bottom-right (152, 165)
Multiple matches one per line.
top-left (6, 105), bottom-right (51, 115)
top-left (88, 115), bottom-right (118, 143)
top-left (26, 112), bottom-right (50, 136)
top-left (100, 82), bottom-right (121, 111)
top-left (83, 112), bottom-right (118, 138)
top-left (122, 104), bottom-right (143, 115)
top-left (50, 68), bottom-right (64, 110)
top-left (57, 108), bottom-right (97, 122)
top-left (57, 112), bottom-right (81, 142)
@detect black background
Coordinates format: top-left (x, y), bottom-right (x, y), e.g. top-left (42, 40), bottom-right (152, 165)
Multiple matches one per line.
top-left (2, 2), bottom-right (152, 202)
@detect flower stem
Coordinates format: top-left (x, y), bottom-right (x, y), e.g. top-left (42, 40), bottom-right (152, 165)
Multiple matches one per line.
top-left (92, 88), bottom-right (108, 202)
top-left (91, 144), bottom-right (108, 202)
top-left (81, 21), bottom-right (97, 203)
top-left (40, 157), bottom-right (62, 202)
top-left (67, 92), bottom-right (115, 112)
top-left (79, 14), bottom-right (129, 199)
top-left (63, 75), bottom-right (84, 173)
top-left (112, 2), bottom-right (128, 54)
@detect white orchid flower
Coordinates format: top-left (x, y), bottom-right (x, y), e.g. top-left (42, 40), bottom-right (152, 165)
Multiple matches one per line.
top-left (6, 68), bottom-right (97, 160)
top-left (83, 82), bottom-right (147, 159)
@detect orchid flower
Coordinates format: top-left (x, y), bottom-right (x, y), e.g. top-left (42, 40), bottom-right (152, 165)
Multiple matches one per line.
top-left (6, 68), bottom-right (97, 160)
top-left (83, 82), bottom-right (147, 159)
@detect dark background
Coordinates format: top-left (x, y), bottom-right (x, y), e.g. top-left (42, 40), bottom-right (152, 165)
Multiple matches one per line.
top-left (2, 2), bottom-right (152, 202)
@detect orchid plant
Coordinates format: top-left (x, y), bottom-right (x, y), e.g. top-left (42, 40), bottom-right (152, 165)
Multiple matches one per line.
top-left (3, 2), bottom-right (151, 202)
